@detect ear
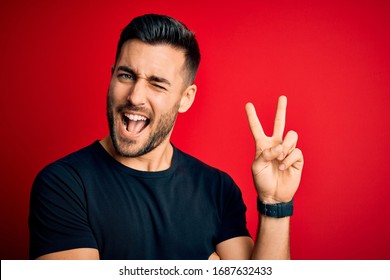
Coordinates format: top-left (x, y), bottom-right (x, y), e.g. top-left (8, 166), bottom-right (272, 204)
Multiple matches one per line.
top-left (179, 84), bottom-right (197, 113)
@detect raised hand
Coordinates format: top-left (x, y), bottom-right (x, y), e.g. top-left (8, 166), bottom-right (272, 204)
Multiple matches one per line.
top-left (245, 96), bottom-right (304, 204)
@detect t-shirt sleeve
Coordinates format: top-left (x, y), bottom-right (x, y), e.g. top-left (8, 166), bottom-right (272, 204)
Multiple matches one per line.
top-left (216, 174), bottom-right (251, 244)
top-left (29, 162), bottom-right (97, 259)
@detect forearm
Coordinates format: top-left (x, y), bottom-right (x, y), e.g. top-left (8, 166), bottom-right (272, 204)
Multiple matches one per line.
top-left (251, 215), bottom-right (290, 259)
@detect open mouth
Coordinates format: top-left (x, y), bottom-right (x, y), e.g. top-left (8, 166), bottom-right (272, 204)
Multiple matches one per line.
top-left (122, 113), bottom-right (150, 135)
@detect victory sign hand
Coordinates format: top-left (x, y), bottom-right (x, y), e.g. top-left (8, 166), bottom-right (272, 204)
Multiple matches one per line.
top-left (245, 96), bottom-right (304, 204)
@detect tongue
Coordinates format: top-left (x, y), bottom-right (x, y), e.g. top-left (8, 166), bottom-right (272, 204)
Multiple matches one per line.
top-left (127, 120), bottom-right (147, 134)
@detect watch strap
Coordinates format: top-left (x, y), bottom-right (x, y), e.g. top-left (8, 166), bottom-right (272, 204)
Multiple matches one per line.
top-left (257, 198), bottom-right (294, 218)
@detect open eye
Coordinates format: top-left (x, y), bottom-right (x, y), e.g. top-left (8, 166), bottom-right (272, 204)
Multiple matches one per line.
top-left (116, 66), bottom-right (137, 82)
top-left (118, 73), bottom-right (135, 81)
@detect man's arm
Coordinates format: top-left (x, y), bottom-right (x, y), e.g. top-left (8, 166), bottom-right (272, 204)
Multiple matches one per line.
top-left (216, 217), bottom-right (290, 260)
top-left (216, 237), bottom-right (253, 259)
top-left (29, 163), bottom-right (100, 260)
top-left (217, 96), bottom-right (303, 260)
top-left (36, 248), bottom-right (99, 260)
top-left (251, 216), bottom-right (290, 259)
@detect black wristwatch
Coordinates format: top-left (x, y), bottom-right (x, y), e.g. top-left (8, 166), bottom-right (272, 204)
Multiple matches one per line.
top-left (257, 197), bottom-right (294, 218)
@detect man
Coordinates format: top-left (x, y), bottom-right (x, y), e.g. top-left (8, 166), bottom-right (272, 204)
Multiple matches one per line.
top-left (29, 14), bottom-right (303, 260)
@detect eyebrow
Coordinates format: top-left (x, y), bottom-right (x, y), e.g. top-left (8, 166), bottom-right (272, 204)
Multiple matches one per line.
top-left (148, 75), bottom-right (171, 87)
top-left (117, 66), bottom-right (137, 76)
top-left (117, 66), bottom-right (171, 87)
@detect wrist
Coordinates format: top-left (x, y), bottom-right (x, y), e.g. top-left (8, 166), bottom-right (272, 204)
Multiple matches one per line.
top-left (259, 197), bottom-right (281, 204)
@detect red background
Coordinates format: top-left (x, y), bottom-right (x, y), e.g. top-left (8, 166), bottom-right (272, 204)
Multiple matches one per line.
top-left (1, 0), bottom-right (389, 260)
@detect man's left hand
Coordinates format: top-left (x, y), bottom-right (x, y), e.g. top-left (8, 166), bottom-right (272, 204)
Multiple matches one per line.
top-left (245, 96), bottom-right (304, 204)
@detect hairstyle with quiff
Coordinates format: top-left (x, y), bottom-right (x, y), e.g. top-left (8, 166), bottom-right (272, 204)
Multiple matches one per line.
top-left (115, 14), bottom-right (201, 84)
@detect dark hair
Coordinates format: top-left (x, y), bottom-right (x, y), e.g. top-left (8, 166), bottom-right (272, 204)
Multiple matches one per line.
top-left (115, 14), bottom-right (201, 84)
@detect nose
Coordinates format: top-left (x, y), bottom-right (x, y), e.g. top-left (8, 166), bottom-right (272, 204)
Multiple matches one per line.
top-left (127, 80), bottom-right (146, 106)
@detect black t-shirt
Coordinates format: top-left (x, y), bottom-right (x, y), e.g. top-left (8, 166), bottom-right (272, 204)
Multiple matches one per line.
top-left (29, 141), bottom-right (250, 259)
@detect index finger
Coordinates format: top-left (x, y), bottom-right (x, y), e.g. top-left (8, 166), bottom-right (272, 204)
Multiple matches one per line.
top-left (273, 96), bottom-right (287, 140)
top-left (245, 102), bottom-right (266, 146)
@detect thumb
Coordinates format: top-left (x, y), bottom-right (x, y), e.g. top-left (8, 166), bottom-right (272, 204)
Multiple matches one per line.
top-left (260, 144), bottom-right (283, 161)
top-left (252, 145), bottom-right (283, 176)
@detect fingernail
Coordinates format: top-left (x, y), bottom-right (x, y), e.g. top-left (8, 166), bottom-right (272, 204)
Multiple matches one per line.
top-left (278, 153), bottom-right (285, 160)
top-left (279, 163), bottom-right (286, 170)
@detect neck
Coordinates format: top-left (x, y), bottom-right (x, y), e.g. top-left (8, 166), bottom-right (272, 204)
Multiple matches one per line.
top-left (100, 135), bottom-right (174, 172)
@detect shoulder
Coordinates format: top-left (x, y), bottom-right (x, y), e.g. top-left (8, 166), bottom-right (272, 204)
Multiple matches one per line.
top-left (37, 141), bottom-right (102, 176)
top-left (175, 147), bottom-right (227, 174)
top-left (173, 146), bottom-right (238, 190)
top-left (32, 141), bottom-right (102, 192)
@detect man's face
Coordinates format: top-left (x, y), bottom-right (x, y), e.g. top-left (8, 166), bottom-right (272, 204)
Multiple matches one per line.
top-left (107, 39), bottom-right (189, 158)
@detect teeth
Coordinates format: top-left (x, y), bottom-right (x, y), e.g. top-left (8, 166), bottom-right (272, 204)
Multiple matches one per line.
top-left (124, 113), bottom-right (147, 121)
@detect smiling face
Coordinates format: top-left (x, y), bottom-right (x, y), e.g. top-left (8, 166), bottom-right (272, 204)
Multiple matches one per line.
top-left (106, 39), bottom-right (196, 158)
